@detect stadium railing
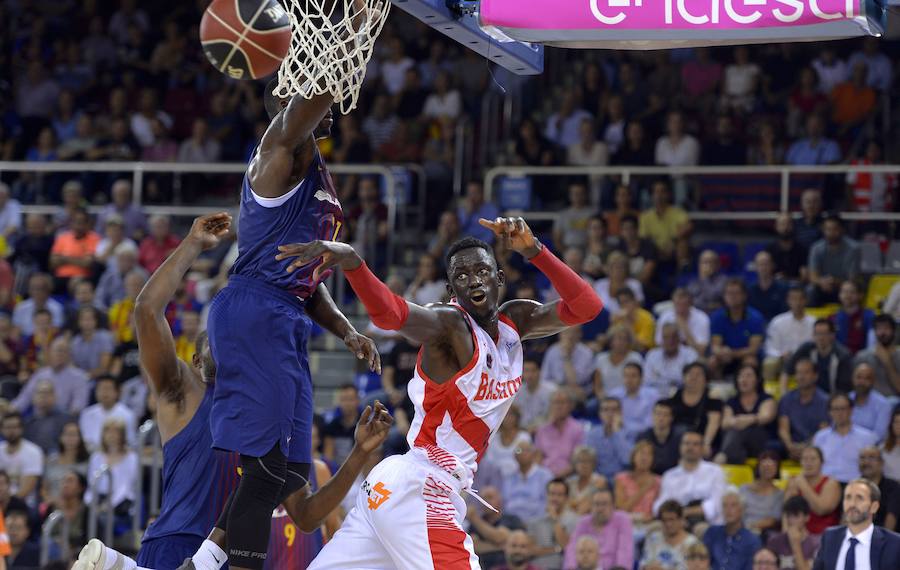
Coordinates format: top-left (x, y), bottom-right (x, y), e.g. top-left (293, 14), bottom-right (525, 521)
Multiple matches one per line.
top-left (484, 164), bottom-right (900, 222)
top-left (0, 160), bottom-right (428, 267)
top-left (40, 510), bottom-right (70, 566)
top-left (86, 465), bottom-right (115, 549)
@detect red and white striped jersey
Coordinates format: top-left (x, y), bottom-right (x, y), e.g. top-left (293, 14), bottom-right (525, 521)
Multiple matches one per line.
top-left (406, 304), bottom-right (524, 480)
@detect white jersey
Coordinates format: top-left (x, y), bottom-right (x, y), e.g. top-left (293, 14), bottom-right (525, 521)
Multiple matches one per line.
top-left (406, 305), bottom-right (524, 479)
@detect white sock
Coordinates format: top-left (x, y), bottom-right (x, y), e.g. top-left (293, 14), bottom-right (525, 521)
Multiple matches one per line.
top-left (99, 544), bottom-right (137, 570)
top-left (191, 539), bottom-right (228, 570)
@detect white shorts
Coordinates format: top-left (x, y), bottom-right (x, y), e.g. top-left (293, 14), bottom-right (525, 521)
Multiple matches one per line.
top-left (308, 452), bottom-right (480, 570)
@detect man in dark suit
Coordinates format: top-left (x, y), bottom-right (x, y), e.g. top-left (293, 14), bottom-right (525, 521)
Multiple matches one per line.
top-left (813, 478), bottom-right (900, 570)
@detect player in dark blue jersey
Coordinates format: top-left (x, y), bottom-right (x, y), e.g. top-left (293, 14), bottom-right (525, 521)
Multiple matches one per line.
top-left (75, 214), bottom-right (391, 570)
top-left (202, 49), bottom-right (382, 569)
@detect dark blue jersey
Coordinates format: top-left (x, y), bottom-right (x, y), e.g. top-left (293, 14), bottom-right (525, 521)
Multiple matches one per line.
top-left (142, 387), bottom-right (241, 543)
top-left (230, 150), bottom-right (343, 299)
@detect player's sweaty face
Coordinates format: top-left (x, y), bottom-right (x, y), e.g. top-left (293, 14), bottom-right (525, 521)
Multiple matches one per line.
top-left (448, 248), bottom-right (501, 317)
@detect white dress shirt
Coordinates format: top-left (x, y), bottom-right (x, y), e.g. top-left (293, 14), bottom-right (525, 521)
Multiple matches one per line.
top-left (655, 308), bottom-right (710, 348)
top-left (78, 402), bottom-right (137, 452)
top-left (643, 345), bottom-right (698, 398)
top-left (836, 523), bottom-right (874, 570)
top-left (652, 460), bottom-right (726, 524)
top-left (765, 311), bottom-right (816, 358)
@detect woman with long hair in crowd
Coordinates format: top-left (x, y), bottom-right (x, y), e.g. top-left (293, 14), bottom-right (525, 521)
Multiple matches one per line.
top-left (567, 445), bottom-right (608, 515)
top-left (882, 407), bottom-right (900, 480)
top-left (784, 445), bottom-right (841, 535)
top-left (614, 440), bottom-right (661, 528)
top-left (42, 421), bottom-right (90, 507)
top-left (717, 364), bottom-right (776, 464)
top-left (668, 362), bottom-right (723, 459)
top-left (85, 418), bottom-right (138, 518)
top-left (483, 405), bottom-right (531, 477)
top-left (739, 450), bottom-right (784, 536)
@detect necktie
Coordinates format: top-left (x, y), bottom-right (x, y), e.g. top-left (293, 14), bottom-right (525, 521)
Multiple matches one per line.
top-left (844, 537), bottom-right (859, 570)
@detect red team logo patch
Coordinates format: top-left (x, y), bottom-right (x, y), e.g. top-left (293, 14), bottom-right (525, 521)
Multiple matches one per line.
top-left (473, 372), bottom-right (522, 402)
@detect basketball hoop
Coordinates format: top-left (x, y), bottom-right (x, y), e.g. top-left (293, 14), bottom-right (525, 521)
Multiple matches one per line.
top-left (274, 0), bottom-right (391, 113)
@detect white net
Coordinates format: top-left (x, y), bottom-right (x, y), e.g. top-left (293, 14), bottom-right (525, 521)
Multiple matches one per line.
top-left (274, 0), bottom-right (391, 114)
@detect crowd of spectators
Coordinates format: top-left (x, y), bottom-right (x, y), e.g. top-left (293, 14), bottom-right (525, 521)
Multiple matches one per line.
top-left (2, 0), bottom-right (900, 569)
top-left (2, 1), bottom-right (899, 213)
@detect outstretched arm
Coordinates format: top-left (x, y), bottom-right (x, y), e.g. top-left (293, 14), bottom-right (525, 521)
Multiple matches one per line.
top-left (482, 217), bottom-right (603, 340)
top-left (306, 282), bottom-right (382, 373)
top-left (275, 242), bottom-right (466, 347)
top-left (284, 401), bottom-right (392, 532)
top-left (134, 213), bottom-right (231, 398)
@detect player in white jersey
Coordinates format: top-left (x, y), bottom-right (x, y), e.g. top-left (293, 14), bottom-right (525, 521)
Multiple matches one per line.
top-left (276, 216), bottom-right (603, 569)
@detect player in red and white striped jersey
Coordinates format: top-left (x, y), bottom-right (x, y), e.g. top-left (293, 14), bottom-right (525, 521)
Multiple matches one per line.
top-left (276, 216), bottom-right (603, 569)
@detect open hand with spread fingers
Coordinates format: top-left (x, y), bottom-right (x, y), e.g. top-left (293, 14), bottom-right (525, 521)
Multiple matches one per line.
top-left (478, 216), bottom-right (542, 259)
top-left (354, 400), bottom-right (394, 454)
top-left (275, 240), bottom-right (362, 282)
top-left (187, 212), bottom-right (232, 251)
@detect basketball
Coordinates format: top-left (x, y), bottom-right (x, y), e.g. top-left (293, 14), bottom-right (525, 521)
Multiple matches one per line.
top-left (199, 0), bottom-right (291, 80)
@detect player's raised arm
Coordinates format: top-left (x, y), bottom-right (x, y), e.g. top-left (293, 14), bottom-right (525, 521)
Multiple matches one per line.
top-left (134, 212), bottom-right (231, 396)
top-left (482, 217), bottom-right (603, 340)
top-left (275, 241), bottom-right (464, 346)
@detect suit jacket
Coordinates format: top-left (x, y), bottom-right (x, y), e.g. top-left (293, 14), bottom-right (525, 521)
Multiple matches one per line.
top-left (812, 525), bottom-right (900, 570)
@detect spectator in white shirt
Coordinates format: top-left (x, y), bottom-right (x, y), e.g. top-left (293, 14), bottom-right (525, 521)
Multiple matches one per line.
top-left (655, 288), bottom-right (711, 355)
top-left (593, 325), bottom-right (644, 396)
top-left (812, 48), bottom-right (848, 94)
top-left (380, 37), bottom-right (415, 96)
top-left (404, 254), bottom-right (447, 306)
top-left (422, 71), bottom-right (461, 120)
top-left (177, 118), bottom-right (220, 163)
top-left (541, 327), bottom-right (596, 398)
top-left (594, 251), bottom-right (644, 315)
top-left (721, 46), bottom-right (760, 112)
top-left (515, 356), bottom-right (557, 432)
top-left (847, 37), bottom-right (893, 92)
top-left (645, 323), bottom-right (699, 398)
top-left (764, 286), bottom-right (815, 383)
top-left (484, 405), bottom-right (533, 477)
top-left (653, 431), bottom-right (726, 527)
top-left (655, 110), bottom-right (700, 168)
top-left (0, 183), bottom-right (22, 238)
top-left (12, 273), bottom-right (65, 336)
top-left (85, 417), bottom-right (139, 512)
top-left (79, 376), bottom-right (137, 452)
top-left (545, 92), bottom-right (593, 148)
top-left (567, 118), bottom-right (609, 196)
top-left (0, 411), bottom-right (45, 501)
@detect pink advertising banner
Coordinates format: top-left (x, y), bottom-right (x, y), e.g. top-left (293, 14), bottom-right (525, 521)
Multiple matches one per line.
top-left (480, 0), bottom-right (868, 30)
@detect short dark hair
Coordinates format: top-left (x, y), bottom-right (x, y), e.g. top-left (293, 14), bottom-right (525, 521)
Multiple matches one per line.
top-left (654, 400), bottom-right (674, 413)
top-left (794, 357), bottom-right (817, 373)
top-left (681, 430), bottom-right (704, 443)
top-left (523, 354), bottom-right (543, 367)
top-left (264, 78), bottom-right (282, 119)
top-left (96, 375), bottom-right (118, 388)
top-left (615, 287), bottom-right (636, 300)
top-left (814, 318), bottom-right (836, 332)
top-left (847, 478), bottom-right (881, 503)
top-left (2, 411), bottom-right (22, 426)
top-left (787, 285), bottom-right (806, 297)
top-left (621, 214), bottom-right (639, 227)
top-left (658, 499), bottom-right (684, 518)
top-left (547, 477), bottom-right (569, 495)
top-left (623, 362), bottom-right (643, 376)
top-left (683, 361), bottom-right (709, 380)
top-left (338, 383), bottom-right (358, 393)
top-left (725, 277), bottom-right (747, 293)
top-left (33, 308), bottom-right (51, 319)
top-left (828, 392), bottom-right (852, 410)
top-left (783, 495), bottom-right (811, 516)
top-left (874, 314), bottom-right (896, 331)
top-left (444, 237), bottom-right (493, 271)
top-left (823, 213), bottom-right (844, 227)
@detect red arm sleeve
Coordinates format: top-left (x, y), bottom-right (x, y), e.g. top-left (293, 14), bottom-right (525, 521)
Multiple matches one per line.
top-left (529, 246), bottom-right (603, 325)
top-left (344, 262), bottom-right (410, 330)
